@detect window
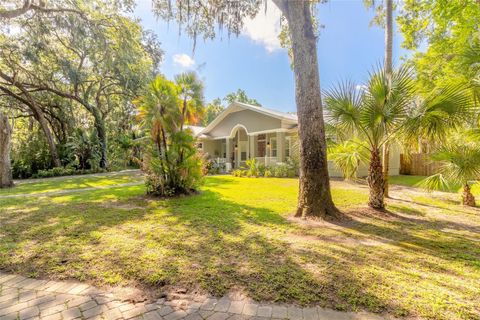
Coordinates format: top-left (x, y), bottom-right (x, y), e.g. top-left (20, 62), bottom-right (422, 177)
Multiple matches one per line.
top-left (285, 137), bottom-right (291, 158)
top-left (257, 134), bottom-right (266, 157)
top-left (270, 137), bottom-right (277, 157)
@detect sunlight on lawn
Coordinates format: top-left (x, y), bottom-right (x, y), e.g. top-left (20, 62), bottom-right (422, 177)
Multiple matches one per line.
top-left (0, 171), bottom-right (143, 196)
top-left (0, 174), bottom-right (479, 319)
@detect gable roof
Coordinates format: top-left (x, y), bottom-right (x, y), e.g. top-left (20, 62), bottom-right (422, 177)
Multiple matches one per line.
top-left (200, 101), bottom-right (297, 136)
top-left (185, 125), bottom-right (205, 137)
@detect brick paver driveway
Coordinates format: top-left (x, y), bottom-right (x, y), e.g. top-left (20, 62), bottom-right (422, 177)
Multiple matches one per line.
top-left (0, 272), bottom-right (391, 320)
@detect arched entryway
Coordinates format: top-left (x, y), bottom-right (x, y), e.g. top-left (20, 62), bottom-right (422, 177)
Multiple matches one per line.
top-left (229, 125), bottom-right (249, 169)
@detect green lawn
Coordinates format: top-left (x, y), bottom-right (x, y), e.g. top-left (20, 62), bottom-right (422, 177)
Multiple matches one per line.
top-left (1, 173), bottom-right (479, 319)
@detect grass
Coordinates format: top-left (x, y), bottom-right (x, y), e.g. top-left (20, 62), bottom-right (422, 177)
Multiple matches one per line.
top-left (1, 173), bottom-right (479, 319)
top-left (1, 170), bottom-right (144, 196)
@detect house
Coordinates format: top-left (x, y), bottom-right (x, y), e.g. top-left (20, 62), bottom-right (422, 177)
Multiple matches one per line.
top-left (190, 102), bottom-right (401, 177)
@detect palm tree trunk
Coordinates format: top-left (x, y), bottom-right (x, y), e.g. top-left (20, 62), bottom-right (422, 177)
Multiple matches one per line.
top-left (382, 0), bottom-right (393, 198)
top-left (367, 148), bottom-right (385, 209)
top-left (0, 113), bottom-right (13, 188)
top-left (382, 144), bottom-right (390, 197)
top-left (273, 0), bottom-right (338, 219)
top-left (462, 184), bottom-right (476, 207)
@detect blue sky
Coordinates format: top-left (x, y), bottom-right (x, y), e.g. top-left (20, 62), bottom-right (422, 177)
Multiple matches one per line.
top-left (134, 0), bottom-right (409, 113)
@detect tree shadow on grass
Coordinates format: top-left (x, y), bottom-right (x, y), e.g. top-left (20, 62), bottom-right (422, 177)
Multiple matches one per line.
top-left (333, 207), bottom-right (480, 272)
top-left (0, 186), bottom-right (396, 315)
top-left (2, 184), bottom-right (480, 318)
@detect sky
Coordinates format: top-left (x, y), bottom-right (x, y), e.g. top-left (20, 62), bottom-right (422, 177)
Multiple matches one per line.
top-left (134, 0), bottom-right (410, 113)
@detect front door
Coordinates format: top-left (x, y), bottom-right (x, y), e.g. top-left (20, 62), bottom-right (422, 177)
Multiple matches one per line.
top-left (239, 141), bottom-right (247, 167)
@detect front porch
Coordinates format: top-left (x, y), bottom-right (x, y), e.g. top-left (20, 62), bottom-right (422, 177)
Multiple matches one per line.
top-left (201, 125), bottom-right (293, 171)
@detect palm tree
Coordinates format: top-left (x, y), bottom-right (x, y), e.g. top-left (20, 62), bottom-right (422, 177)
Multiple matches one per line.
top-left (363, 0), bottom-right (395, 197)
top-left (324, 66), bottom-right (414, 209)
top-left (135, 75), bottom-right (203, 196)
top-left (383, 0), bottom-right (394, 197)
top-left (325, 66), bottom-right (474, 209)
top-left (418, 138), bottom-right (480, 207)
top-left (175, 71), bottom-right (205, 130)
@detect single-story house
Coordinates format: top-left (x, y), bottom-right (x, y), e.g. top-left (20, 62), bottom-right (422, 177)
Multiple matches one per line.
top-left (189, 102), bottom-right (400, 177)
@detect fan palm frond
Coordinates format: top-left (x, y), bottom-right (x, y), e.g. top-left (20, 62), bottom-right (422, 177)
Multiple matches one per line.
top-left (328, 139), bottom-right (369, 180)
top-left (404, 84), bottom-right (475, 141)
top-left (324, 80), bottom-right (363, 140)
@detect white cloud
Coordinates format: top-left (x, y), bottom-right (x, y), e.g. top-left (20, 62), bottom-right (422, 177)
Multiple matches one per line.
top-left (173, 53), bottom-right (195, 68)
top-left (242, 0), bottom-right (283, 53)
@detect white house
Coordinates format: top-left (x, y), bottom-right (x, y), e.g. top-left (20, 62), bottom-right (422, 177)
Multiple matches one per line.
top-left (190, 102), bottom-right (400, 177)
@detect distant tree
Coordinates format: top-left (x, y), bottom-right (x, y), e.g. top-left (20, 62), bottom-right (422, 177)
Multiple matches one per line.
top-left (0, 2), bottom-right (159, 169)
top-left (224, 89), bottom-right (262, 106)
top-left (397, 0), bottom-right (480, 97)
top-left (203, 98), bottom-right (224, 125)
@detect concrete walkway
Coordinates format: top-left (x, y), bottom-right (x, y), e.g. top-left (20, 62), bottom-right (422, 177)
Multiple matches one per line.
top-left (0, 272), bottom-right (392, 320)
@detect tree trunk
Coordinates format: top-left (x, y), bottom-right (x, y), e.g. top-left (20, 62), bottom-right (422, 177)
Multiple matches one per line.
top-left (382, 0), bottom-right (393, 198)
top-left (92, 110), bottom-right (108, 169)
top-left (0, 79), bottom-right (61, 167)
top-left (384, 0), bottom-right (393, 76)
top-left (0, 113), bottom-right (13, 188)
top-left (382, 144), bottom-right (390, 197)
top-left (87, 105), bottom-right (108, 169)
top-left (367, 148), bottom-right (385, 209)
top-left (462, 184), bottom-right (476, 207)
top-left (34, 110), bottom-right (61, 168)
top-left (273, 0), bottom-right (338, 219)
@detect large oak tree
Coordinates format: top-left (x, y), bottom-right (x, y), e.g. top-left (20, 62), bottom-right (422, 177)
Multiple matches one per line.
top-left (0, 1), bottom-right (161, 169)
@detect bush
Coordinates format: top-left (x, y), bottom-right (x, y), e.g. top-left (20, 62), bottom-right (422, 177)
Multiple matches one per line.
top-left (273, 163), bottom-right (289, 178)
top-left (232, 169), bottom-right (242, 177)
top-left (264, 169), bottom-right (272, 177)
top-left (258, 164), bottom-right (267, 176)
top-left (245, 158), bottom-right (259, 177)
top-left (204, 157), bottom-right (226, 175)
top-left (30, 167), bottom-right (105, 179)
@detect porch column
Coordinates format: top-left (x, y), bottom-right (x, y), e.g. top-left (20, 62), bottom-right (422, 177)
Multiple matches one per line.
top-left (237, 134), bottom-right (241, 168)
top-left (249, 134), bottom-right (255, 159)
top-left (226, 138), bottom-right (232, 171)
top-left (277, 131), bottom-right (285, 163)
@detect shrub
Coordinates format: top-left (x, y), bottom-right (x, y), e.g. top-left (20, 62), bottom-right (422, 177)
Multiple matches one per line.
top-left (273, 164), bottom-right (289, 178)
top-left (66, 128), bottom-right (101, 171)
top-left (245, 158), bottom-right (259, 177)
top-left (258, 164), bottom-right (267, 176)
top-left (30, 167), bottom-right (105, 179)
top-left (232, 169), bottom-right (243, 177)
top-left (264, 169), bottom-right (272, 177)
top-left (204, 157), bottom-right (226, 175)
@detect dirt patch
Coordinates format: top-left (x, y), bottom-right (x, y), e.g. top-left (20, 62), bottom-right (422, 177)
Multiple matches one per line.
top-left (100, 201), bottom-right (145, 210)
